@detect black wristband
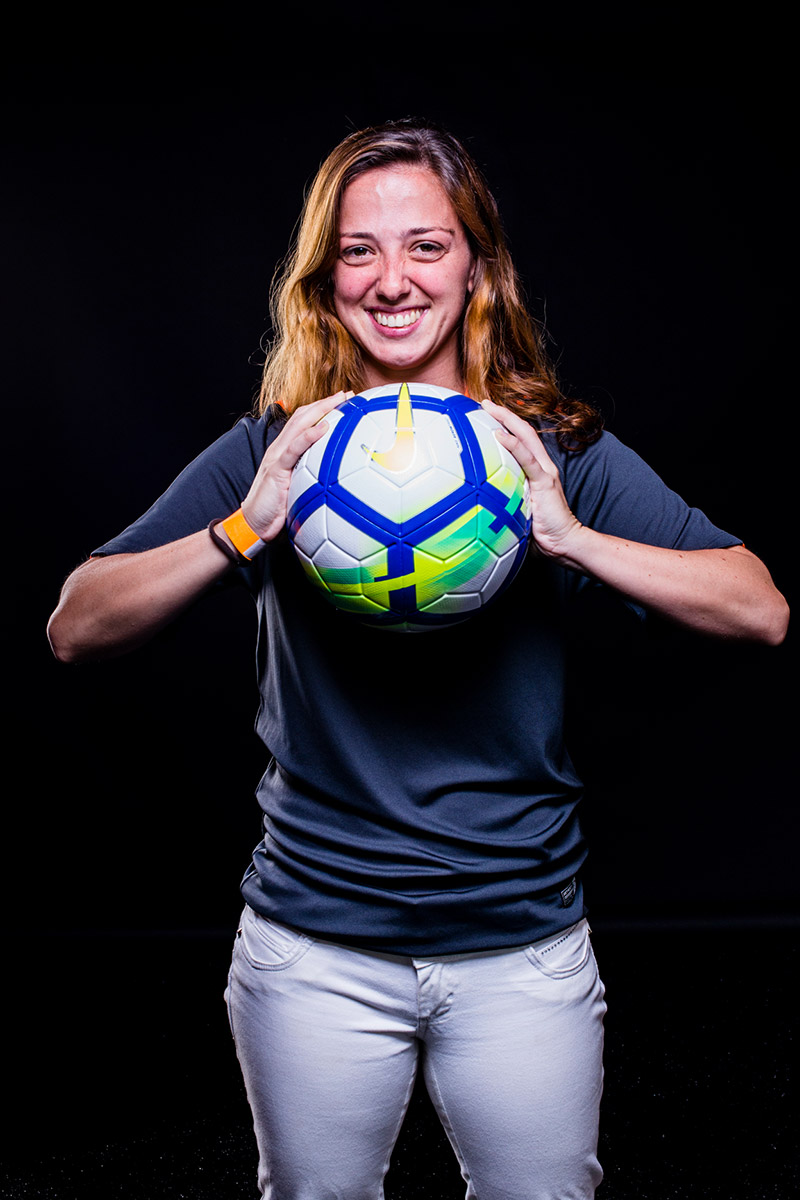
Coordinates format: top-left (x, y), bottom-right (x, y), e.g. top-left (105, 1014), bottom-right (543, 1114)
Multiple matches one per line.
top-left (208, 518), bottom-right (249, 567)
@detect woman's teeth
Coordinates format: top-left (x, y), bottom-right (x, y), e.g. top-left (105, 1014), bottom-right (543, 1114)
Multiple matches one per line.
top-left (372, 309), bottom-right (422, 328)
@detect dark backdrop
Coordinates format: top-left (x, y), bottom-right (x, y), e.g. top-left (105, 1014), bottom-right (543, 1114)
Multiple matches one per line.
top-left (2, 8), bottom-right (796, 1195)
top-left (6, 7), bottom-right (793, 935)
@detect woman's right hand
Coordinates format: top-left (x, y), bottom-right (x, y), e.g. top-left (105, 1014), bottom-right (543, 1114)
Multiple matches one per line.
top-left (47, 391), bottom-right (354, 663)
top-left (241, 391), bottom-right (353, 542)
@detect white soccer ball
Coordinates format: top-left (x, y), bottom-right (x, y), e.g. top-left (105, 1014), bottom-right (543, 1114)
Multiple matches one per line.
top-left (286, 382), bottom-right (531, 631)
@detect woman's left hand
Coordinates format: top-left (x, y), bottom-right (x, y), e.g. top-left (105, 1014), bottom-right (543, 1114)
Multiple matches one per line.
top-left (481, 399), bottom-right (583, 563)
top-left (480, 398), bottom-right (789, 644)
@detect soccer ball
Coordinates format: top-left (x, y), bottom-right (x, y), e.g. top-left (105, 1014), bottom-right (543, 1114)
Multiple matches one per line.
top-left (286, 382), bottom-right (531, 631)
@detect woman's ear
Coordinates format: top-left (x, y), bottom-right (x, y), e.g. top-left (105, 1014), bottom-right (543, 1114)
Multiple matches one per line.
top-left (467, 256), bottom-right (478, 295)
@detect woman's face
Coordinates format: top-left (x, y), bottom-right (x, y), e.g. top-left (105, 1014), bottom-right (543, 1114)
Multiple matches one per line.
top-left (332, 165), bottom-right (477, 391)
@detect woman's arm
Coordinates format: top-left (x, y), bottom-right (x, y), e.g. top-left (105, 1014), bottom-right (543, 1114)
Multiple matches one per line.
top-left (548, 536), bottom-right (787, 643)
top-left (47, 391), bottom-right (350, 664)
top-left (47, 533), bottom-right (235, 663)
top-left (483, 400), bottom-right (790, 645)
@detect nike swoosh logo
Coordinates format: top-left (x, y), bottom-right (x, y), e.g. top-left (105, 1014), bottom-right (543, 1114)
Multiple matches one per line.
top-left (363, 382), bottom-right (416, 473)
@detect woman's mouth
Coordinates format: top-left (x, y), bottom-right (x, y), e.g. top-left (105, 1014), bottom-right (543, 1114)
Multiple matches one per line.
top-left (370, 308), bottom-right (425, 329)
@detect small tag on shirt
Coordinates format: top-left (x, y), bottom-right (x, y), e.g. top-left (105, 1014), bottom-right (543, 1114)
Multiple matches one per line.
top-left (560, 877), bottom-right (577, 907)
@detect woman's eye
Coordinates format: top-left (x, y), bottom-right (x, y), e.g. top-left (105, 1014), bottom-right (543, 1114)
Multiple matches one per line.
top-left (341, 245), bottom-right (371, 260)
top-left (413, 241), bottom-right (445, 258)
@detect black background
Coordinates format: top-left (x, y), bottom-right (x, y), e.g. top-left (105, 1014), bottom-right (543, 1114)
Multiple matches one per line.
top-left (2, 5), bottom-right (796, 1196)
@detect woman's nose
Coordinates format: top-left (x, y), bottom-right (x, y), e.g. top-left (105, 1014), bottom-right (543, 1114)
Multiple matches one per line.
top-left (375, 254), bottom-right (410, 301)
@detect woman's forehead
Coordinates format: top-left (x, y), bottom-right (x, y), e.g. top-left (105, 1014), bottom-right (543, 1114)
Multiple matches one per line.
top-left (338, 165), bottom-right (459, 233)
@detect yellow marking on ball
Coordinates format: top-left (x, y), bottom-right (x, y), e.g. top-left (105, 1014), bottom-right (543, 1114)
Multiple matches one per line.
top-left (363, 382), bottom-right (416, 473)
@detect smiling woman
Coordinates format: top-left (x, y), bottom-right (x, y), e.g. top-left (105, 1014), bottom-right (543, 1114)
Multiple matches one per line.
top-left (258, 120), bottom-right (603, 450)
top-left (332, 165), bottom-right (477, 389)
top-left (46, 117), bottom-right (788, 1200)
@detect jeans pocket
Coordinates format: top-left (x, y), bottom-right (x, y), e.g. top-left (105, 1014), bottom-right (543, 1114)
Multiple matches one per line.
top-left (523, 919), bottom-right (592, 979)
top-left (238, 904), bottom-right (313, 971)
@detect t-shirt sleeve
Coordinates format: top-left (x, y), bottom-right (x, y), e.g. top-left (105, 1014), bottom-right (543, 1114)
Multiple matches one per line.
top-left (91, 412), bottom-right (283, 557)
top-left (556, 431), bottom-right (741, 551)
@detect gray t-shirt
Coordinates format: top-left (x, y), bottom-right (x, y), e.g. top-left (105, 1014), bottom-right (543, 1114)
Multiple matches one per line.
top-left (94, 408), bottom-right (739, 954)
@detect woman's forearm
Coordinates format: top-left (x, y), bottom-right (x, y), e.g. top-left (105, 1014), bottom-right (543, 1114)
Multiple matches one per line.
top-left (483, 399), bottom-right (789, 645)
top-left (555, 531), bottom-right (789, 644)
top-left (47, 393), bottom-right (352, 666)
top-left (47, 529), bottom-right (236, 664)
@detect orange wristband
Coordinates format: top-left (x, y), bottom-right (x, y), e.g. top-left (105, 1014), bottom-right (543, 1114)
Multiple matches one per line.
top-left (220, 507), bottom-right (266, 560)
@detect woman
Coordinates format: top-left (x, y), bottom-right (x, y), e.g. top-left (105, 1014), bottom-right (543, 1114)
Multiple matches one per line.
top-left (48, 120), bottom-right (788, 1199)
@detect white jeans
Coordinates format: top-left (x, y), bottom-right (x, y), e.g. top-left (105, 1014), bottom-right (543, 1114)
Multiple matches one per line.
top-left (225, 906), bottom-right (606, 1200)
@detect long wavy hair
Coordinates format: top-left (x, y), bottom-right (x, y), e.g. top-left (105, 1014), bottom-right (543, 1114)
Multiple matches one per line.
top-left (258, 119), bottom-right (602, 449)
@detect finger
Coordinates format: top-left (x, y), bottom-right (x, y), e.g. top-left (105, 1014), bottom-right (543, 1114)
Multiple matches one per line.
top-left (480, 398), bottom-right (546, 452)
top-left (311, 388), bottom-right (355, 413)
top-left (285, 389), bottom-right (353, 431)
top-left (272, 391), bottom-right (353, 465)
top-left (480, 399), bottom-right (554, 477)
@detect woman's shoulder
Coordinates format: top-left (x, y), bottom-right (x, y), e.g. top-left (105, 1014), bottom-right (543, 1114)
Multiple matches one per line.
top-left (205, 404), bottom-right (288, 464)
top-left (540, 423), bottom-right (667, 512)
top-left (539, 423), bottom-right (627, 471)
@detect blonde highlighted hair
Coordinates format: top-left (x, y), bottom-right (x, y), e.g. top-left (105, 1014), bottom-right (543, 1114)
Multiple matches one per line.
top-left (258, 119), bottom-right (601, 449)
